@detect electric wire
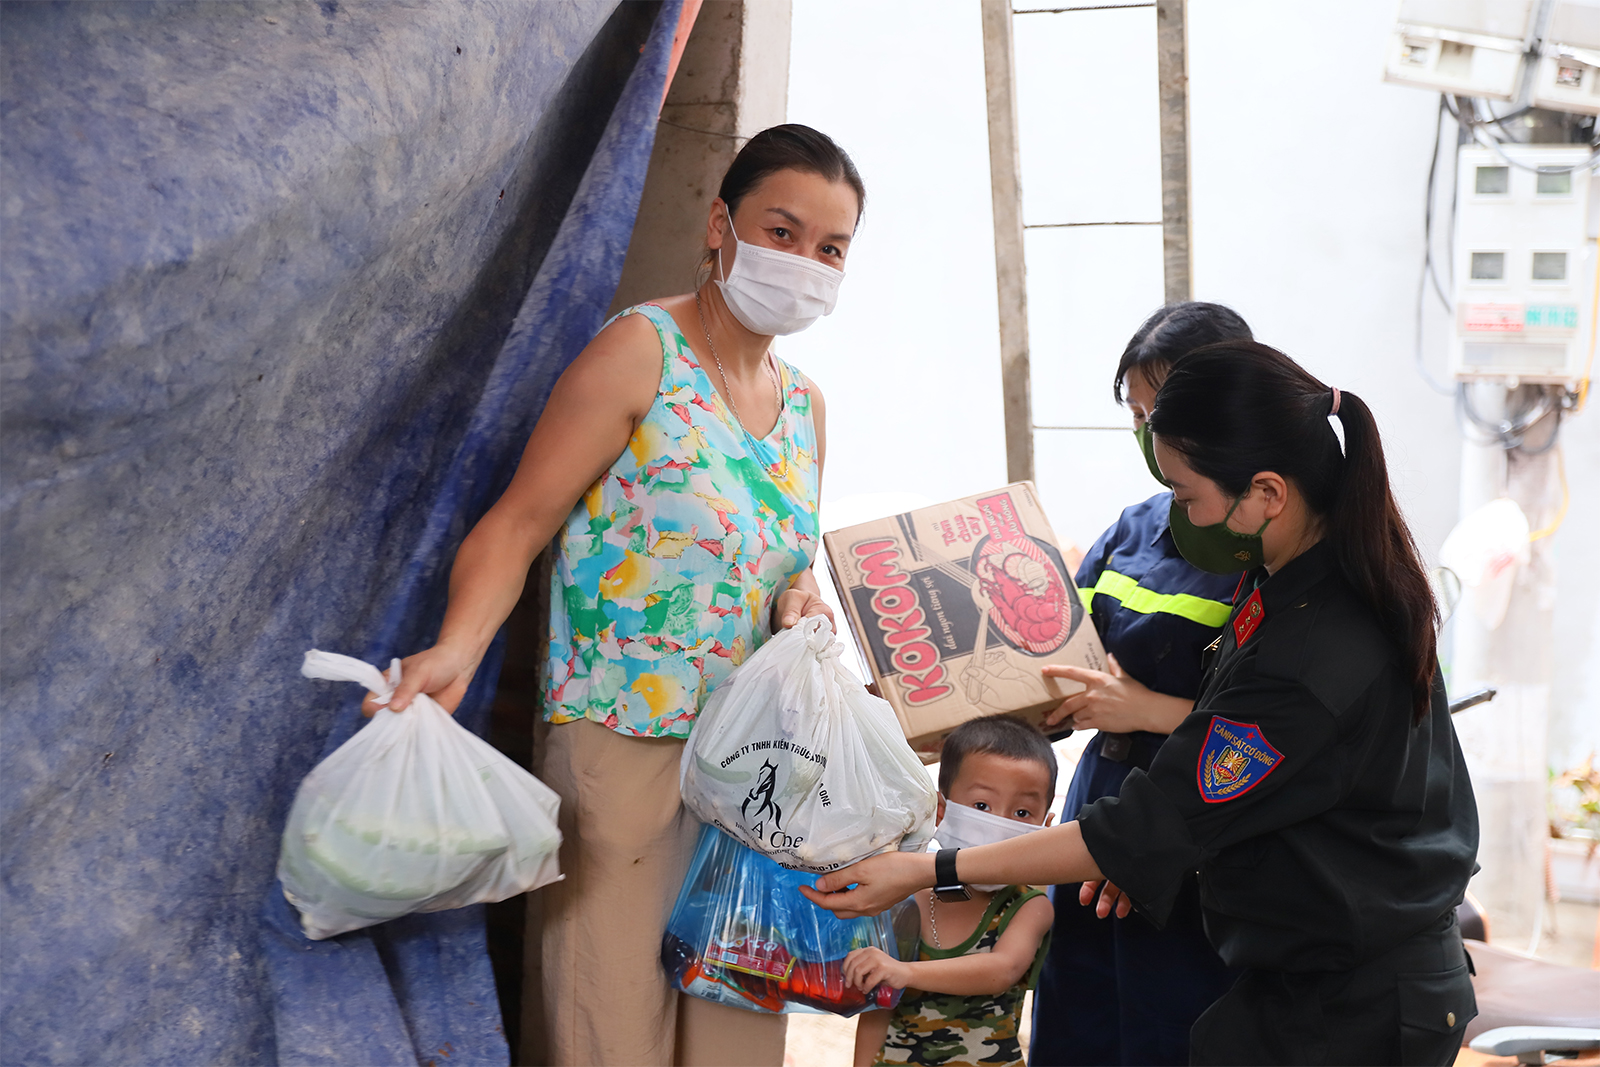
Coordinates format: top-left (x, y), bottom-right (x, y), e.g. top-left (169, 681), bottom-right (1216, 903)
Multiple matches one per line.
top-left (1446, 103), bottom-right (1460, 292)
top-left (1414, 95), bottom-right (1460, 397)
top-left (1467, 123), bottom-right (1600, 172)
top-left (656, 117), bottom-right (745, 141)
top-left (1527, 444), bottom-right (1571, 540)
top-left (1408, 36), bottom-right (1584, 546)
top-left (1483, 102), bottom-right (1535, 136)
top-left (1456, 384), bottom-right (1562, 449)
top-left (1440, 92), bottom-right (1600, 172)
top-left (1578, 239), bottom-right (1599, 412)
top-left (1022, 221), bottom-right (1161, 228)
top-left (1429, 87), bottom-right (1593, 455)
top-left (1447, 94), bottom-right (1600, 170)
top-left (1013, 3), bottom-right (1154, 13)
top-left (1514, 402), bottom-right (1564, 456)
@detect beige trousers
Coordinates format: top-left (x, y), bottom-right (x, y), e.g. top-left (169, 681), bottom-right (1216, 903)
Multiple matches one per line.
top-left (535, 718), bottom-right (788, 1067)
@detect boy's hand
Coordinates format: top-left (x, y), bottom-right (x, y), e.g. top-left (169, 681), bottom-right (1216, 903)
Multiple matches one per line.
top-left (1078, 878), bottom-right (1133, 919)
top-left (843, 947), bottom-right (908, 993)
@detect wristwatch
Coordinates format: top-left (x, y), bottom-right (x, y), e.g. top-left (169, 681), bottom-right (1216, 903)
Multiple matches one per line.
top-left (933, 848), bottom-right (971, 902)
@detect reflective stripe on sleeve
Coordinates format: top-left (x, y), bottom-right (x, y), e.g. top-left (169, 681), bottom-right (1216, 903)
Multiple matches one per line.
top-left (1088, 569), bottom-right (1232, 627)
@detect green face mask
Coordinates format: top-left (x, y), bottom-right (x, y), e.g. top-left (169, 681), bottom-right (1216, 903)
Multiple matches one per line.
top-left (1138, 423), bottom-right (1267, 573)
top-left (1134, 423), bottom-right (1167, 485)
top-left (1168, 495), bottom-right (1269, 574)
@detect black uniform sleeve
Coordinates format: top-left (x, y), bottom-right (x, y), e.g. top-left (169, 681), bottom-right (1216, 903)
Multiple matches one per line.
top-left (1078, 672), bottom-right (1342, 924)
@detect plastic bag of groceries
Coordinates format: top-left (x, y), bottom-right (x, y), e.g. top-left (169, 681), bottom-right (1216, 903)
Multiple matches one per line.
top-left (662, 825), bottom-right (920, 1016)
top-left (680, 615), bottom-right (937, 873)
top-left (277, 650), bottom-right (563, 940)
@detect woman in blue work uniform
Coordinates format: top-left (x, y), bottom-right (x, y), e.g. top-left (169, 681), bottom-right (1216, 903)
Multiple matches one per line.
top-left (1030, 303), bottom-right (1252, 1067)
top-left (803, 341), bottom-right (1480, 1066)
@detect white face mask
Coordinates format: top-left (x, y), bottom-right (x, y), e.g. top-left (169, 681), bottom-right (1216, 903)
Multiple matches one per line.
top-left (715, 213), bottom-right (845, 336)
top-left (933, 800), bottom-right (1045, 892)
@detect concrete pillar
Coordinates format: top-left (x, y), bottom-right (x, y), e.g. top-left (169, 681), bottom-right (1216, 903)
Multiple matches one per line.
top-left (1452, 384), bottom-right (1563, 950)
top-left (609, 0), bottom-right (793, 313)
top-left (979, 0), bottom-right (1033, 486)
top-left (1155, 0), bottom-right (1192, 304)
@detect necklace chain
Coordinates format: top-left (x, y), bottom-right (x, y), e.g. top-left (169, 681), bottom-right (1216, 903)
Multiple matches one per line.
top-left (695, 291), bottom-right (781, 446)
top-left (928, 891), bottom-right (941, 949)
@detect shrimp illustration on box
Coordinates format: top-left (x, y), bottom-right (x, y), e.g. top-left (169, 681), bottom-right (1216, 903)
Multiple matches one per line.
top-left (823, 483), bottom-right (1106, 758)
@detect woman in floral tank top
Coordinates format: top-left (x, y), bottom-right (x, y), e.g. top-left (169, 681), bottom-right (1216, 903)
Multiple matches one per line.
top-left (543, 300), bottom-right (820, 738)
top-left (367, 126), bottom-right (865, 1067)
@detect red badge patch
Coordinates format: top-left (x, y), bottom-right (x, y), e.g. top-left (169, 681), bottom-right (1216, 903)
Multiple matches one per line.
top-left (1196, 716), bottom-right (1283, 803)
top-left (1232, 589), bottom-right (1265, 647)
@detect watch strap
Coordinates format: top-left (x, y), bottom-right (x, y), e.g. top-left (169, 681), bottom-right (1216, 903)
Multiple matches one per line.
top-left (935, 847), bottom-right (961, 890)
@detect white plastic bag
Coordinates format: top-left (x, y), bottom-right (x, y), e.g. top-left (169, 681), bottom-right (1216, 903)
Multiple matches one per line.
top-left (1438, 497), bottom-right (1530, 630)
top-left (277, 650), bottom-right (563, 940)
top-left (680, 616), bottom-right (937, 873)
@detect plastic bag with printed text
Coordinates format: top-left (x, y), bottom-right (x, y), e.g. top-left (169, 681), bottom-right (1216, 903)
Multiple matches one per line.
top-left (680, 615), bottom-right (938, 873)
top-left (662, 824), bottom-right (920, 1016)
top-left (276, 650), bottom-right (563, 940)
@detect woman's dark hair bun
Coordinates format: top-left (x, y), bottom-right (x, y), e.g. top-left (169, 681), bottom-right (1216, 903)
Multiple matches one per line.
top-left (1149, 342), bottom-right (1440, 724)
top-left (716, 124), bottom-right (866, 224)
top-left (1114, 302), bottom-right (1253, 403)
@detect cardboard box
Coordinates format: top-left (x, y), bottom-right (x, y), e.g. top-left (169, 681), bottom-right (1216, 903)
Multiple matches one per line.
top-left (823, 483), bottom-right (1106, 760)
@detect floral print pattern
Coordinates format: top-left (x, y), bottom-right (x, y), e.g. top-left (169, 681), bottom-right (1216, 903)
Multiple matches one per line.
top-left (544, 303), bottom-right (820, 738)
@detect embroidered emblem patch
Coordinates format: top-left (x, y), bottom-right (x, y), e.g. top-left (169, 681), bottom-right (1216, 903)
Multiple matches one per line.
top-left (1197, 716), bottom-right (1283, 803)
top-left (1232, 589), bottom-right (1265, 646)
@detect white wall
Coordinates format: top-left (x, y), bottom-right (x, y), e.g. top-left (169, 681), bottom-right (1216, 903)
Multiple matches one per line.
top-left (785, 0), bottom-right (1009, 509)
top-left (786, 0), bottom-right (1597, 767)
top-left (1187, 1), bottom-right (1460, 562)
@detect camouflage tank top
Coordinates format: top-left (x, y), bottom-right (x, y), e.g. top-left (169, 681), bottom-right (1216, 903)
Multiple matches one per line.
top-left (876, 886), bottom-right (1050, 1067)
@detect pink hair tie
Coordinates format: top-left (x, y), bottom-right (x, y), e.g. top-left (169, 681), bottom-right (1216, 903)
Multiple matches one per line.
top-left (1330, 387), bottom-right (1341, 415)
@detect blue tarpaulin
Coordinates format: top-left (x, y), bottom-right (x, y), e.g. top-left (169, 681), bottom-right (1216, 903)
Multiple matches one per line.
top-left (1, 1), bottom-right (680, 1062)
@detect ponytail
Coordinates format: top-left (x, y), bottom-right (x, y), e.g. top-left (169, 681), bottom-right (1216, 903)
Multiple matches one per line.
top-left (1325, 391), bottom-right (1439, 723)
top-left (1149, 343), bottom-right (1439, 723)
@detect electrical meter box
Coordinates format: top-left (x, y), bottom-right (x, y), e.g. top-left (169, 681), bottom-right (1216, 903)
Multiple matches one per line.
top-left (1384, 0), bottom-right (1536, 100)
top-left (1452, 145), bottom-right (1595, 383)
top-left (1532, 0), bottom-right (1600, 115)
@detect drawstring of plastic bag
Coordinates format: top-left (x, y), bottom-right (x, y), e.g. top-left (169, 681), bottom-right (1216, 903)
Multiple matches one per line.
top-left (798, 616), bottom-right (849, 721)
top-left (301, 649), bottom-right (402, 706)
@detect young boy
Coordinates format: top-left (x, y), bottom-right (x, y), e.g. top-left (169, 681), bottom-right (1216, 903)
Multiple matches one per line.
top-left (845, 716), bottom-right (1057, 1067)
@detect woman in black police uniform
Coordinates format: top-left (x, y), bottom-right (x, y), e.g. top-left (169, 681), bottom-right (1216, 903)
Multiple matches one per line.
top-left (804, 342), bottom-right (1480, 1066)
top-left (1031, 304), bottom-right (1250, 1067)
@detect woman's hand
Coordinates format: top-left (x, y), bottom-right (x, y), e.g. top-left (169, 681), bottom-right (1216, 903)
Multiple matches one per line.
top-left (773, 567), bottom-right (835, 630)
top-left (1041, 654), bottom-right (1192, 734)
top-left (843, 946), bottom-right (908, 993)
top-left (799, 851), bottom-right (932, 920)
top-left (1078, 879), bottom-right (1133, 919)
top-left (361, 644), bottom-right (480, 717)
top-left (773, 586), bottom-right (833, 630)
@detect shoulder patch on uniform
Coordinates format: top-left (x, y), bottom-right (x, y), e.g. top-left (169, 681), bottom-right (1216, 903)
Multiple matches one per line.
top-left (1197, 716), bottom-right (1283, 803)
